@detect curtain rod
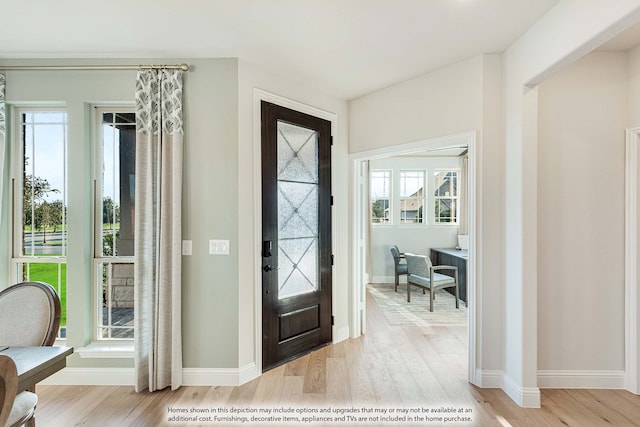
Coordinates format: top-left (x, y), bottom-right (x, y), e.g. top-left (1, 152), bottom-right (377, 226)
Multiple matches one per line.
top-left (0, 63), bottom-right (189, 71)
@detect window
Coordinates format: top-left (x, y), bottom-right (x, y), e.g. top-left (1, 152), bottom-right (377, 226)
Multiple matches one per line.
top-left (399, 170), bottom-right (424, 223)
top-left (93, 108), bottom-right (136, 339)
top-left (370, 170), bottom-right (391, 223)
top-left (11, 109), bottom-right (68, 339)
top-left (434, 170), bottom-right (458, 223)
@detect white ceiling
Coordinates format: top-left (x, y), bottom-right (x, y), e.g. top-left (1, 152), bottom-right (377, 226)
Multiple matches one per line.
top-left (0, 0), bottom-right (560, 99)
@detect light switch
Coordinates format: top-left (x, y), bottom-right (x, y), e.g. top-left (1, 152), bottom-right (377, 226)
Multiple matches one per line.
top-left (182, 240), bottom-right (192, 256)
top-left (209, 239), bottom-right (230, 255)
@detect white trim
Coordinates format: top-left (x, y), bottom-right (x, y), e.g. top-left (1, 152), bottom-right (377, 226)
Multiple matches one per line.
top-left (349, 130), bottom-right (480, 388)
top-left (183, 363), bottom-right (260, 386)
top-left (76, 342), bottom-right (133, 359)
top-left (474, 369), bottom-right (503, 388)
top-left (503, 373), bottom-right (540, 408)
top-left (252, 88), bottom-right (339, 375)
top-left (625, 125), bottom-right (640, 394)
top-left (39, 364), bottom-right (261, 387)
top-left (333, 325), bottom-right (350, 344)
top-left (40, 368), bottom-right (135, 386)
top-left (538, 370), bottom-right (625, 389)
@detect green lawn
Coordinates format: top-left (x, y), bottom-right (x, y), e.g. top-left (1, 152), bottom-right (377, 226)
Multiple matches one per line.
top-left (26, 263), bottom-right (67, 326)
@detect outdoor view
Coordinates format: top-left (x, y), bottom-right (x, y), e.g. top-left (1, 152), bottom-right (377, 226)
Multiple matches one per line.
top-left (18, 111), bottom-right (68, 337)
top-left (97, 111), bottom-right (135, 339)
top-left (15, 110), bottom-right (136, 340)
top-left (370, 168), bottom-right (458, 225)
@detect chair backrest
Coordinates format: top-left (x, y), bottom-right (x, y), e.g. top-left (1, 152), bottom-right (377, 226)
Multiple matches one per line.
top-left (0, 282), bottom-right (61, 346)
top-left (405, 253), bottom-right (433, 277)
top-left (0, 355), bottom-right (18, 427)
top-left (389, 245), bottom-right (401, 266)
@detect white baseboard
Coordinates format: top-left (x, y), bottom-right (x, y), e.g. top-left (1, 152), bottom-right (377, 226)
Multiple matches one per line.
top-left (183, 363), bottom-right (260, 386)
top-left (474, 369), bottom-right (503, 388)
top-left (39, 363), bottom-right (261, 387)
top-left (503, 373), bottom-right (541, 408)
top-left (333, 325), bottom-right (350, 343)
top-left (40, 367), bottom-right (135, 385)
top-left (537, 370), bottom-right (625, 389)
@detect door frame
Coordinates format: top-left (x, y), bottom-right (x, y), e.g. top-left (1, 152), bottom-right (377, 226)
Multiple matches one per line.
top-left (625, 124), bottom-right (640, 394)
top-left (349, 131), bottom-right (480, 386)
top-left (252, 89), bottom-right (338, 373)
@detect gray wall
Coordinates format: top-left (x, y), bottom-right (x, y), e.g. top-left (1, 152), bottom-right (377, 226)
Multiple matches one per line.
top-left (0, 58), bottom-right (240, 368)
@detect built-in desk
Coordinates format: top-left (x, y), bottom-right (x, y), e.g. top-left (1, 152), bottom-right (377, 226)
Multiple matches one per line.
top-left (430, 248), bottom-right (468, 303)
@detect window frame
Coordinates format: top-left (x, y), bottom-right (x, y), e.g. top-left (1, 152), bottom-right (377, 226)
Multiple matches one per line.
top-left (433, 168), bottom-right (460, 225)
top-left (370, 169), bottom-right (393, 225)
top-left (91, 105), bottom-right (136, 341)
top-left (398, 169), bottom-right (426, 225)
top-left (10, 106), bottom-right (68, 340)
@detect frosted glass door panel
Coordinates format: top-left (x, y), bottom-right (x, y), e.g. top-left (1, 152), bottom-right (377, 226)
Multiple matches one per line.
top-left (277, 121), bottom-right (319, 299)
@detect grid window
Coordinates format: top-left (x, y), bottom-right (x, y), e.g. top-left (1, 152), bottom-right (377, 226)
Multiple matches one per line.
top-left (93, 108), bottom-right (136, 340)
top-left (399, 171), bottom-right (424, 224)
top-left (434, 170), bottom-right (458, 223)
top-left (12, 110), bottom-right (68, 338)
top-left (371, 170), bottom-right (391, 224)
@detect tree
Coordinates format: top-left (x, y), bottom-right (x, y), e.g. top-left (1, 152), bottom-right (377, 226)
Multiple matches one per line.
top-left (102, 197), bottom-right (120, 230)
top-left (371, 199), bottom-right (388, 223)
top-left (41, 200), bottom-right (64, 233)
top-left (23, 174), bottom-right (60, 244)
top-left (24, 174), bottom-right (59, 225)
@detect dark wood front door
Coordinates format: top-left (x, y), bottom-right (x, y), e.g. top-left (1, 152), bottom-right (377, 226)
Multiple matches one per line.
top-left (261, 101), bottom-right (332, 371)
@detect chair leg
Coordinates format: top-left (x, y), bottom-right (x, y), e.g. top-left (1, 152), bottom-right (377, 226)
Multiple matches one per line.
top-left (395, 272), bottom-right (399, 292)
top-left (26, 415), bottom-right (36, 427)
top-left (407, 282), bottom-right (411, 302)
top-left (455, 284), bottom-right (459, 309)
top-left (429, 287), bottom-right (434, 312)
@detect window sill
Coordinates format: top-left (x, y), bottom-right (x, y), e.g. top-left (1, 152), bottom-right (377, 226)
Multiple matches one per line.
top-left (76, 342), bottom-right (134, 359)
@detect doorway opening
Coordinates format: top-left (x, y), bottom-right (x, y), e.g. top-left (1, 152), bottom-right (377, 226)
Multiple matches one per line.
top-left (350, 131), bottom-right (479, 384)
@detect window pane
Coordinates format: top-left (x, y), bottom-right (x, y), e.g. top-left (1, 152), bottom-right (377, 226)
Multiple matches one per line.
top-left (16, 261), bottom-right (67, 338)
top-left (21, 112), bottom-right (68, 257)
top-left (434, 170), bottom-right (458, 223)
top-left (95, 108), bottom-right (136, 341)
top-left (101, 112), bottom-right (136, 256)
top-left (371, 170), bottom-right (391, 223)
top-left (400, 171), bottom-right (424, 223)
top-left (98, 261), bottom-right (134, 339)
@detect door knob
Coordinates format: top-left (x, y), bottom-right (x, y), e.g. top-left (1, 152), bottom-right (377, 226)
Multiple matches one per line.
top-left (263, 264), bottom-right (279, 272)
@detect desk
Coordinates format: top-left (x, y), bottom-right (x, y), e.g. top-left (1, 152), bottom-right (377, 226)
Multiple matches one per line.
top-left (430, 248), bottom-right (468, 303)
top-left (0, 346), bottom-right (73, 392)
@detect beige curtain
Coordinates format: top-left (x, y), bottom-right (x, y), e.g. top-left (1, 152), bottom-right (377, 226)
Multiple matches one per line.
top-left (0, 74), bottom-right (5, 226)
top-left (459, 155), bottom-right (469, 235)
top-left (134, 69), bottom-right (183, 392)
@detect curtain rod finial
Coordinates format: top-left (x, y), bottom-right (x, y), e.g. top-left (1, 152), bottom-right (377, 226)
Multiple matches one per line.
top-left (179, 63), bottom-right (189, 71)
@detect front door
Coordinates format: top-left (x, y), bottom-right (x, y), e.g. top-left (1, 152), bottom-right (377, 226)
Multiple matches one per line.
top-left (261, 101), bottom-right (332, 371)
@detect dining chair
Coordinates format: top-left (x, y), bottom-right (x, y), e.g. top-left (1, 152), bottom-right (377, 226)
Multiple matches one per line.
top-left (405, 253), bottom-right (459, 311)
top-left (0, 282), bottom-right (61, 347)
top-left (389, 245), bottom-right (408, 292)
top-left (0, 355), bottom-right (37, 427)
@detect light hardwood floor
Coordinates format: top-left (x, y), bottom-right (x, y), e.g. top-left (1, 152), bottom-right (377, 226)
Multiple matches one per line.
top-left (35, 289), bottom-right (640, 426)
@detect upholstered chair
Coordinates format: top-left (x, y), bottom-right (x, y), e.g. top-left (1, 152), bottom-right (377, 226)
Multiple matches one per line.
top-left (0, 355), bottom-right (37, 427)
top-left (0, 282), bottom-right (61, 427)
top-left (405, 253), bottom-right (459, 312)
top-left (389, 245), bottom-right (408, 292)
top-left (0, 282), bottom-right (61, 347)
